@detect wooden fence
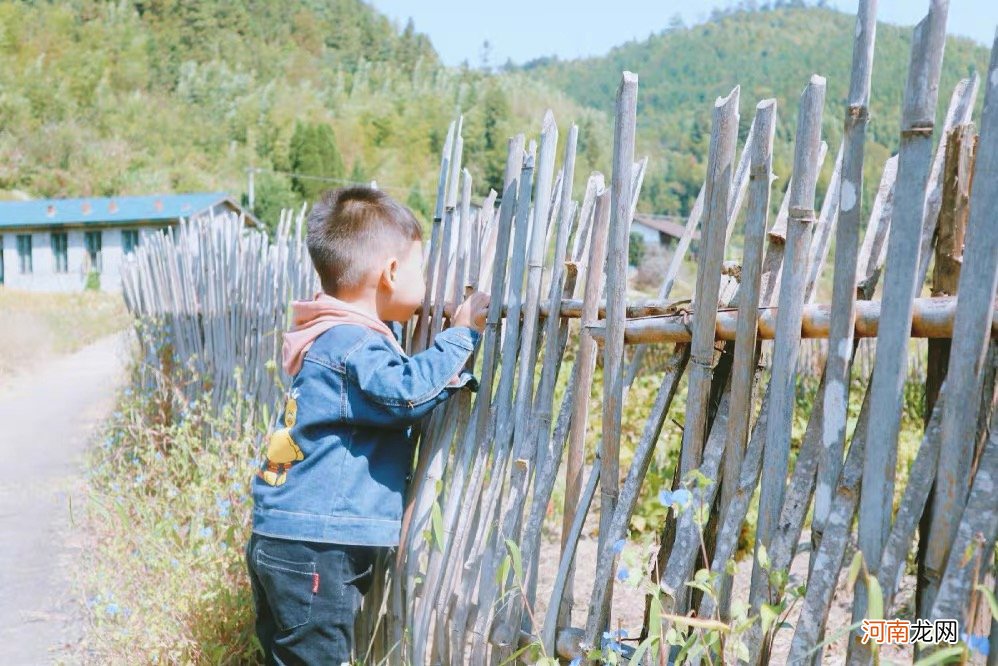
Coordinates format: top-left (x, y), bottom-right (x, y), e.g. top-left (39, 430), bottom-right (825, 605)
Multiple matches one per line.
top-left (120, 2), bottom-right (998, 663)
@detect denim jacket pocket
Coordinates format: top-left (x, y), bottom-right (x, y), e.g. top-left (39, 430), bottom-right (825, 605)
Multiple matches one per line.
top-left (255, 547), bottom-right (317, 631)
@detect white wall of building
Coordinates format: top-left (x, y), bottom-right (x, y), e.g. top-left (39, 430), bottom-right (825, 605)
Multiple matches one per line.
top-left (0, 226), bottom-right (136, 293)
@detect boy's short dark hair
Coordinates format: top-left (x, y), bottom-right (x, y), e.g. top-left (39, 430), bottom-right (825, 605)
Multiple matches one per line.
top-left (306, 187), bottom-right (423, 294)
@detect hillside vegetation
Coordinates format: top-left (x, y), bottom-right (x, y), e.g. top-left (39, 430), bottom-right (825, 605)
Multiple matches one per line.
top-left (0, 1), bottom-right (990, 230)
top-left (522, 4), bottom-right (990, 216)
top-left (0, 0), bottom-right (604, 229)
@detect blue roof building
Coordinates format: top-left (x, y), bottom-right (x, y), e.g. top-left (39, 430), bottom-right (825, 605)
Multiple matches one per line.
top-left (0, 192), bottom-right (258, 292)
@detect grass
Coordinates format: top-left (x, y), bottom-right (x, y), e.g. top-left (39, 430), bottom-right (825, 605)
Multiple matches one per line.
top-left (81, 366), bottom-right (264, 664)
top-left (0, 288), bottom-right (131, 381)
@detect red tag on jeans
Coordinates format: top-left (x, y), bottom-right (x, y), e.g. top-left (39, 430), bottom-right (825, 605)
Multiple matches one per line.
top-left (312, 572), bottom-right (320, 594)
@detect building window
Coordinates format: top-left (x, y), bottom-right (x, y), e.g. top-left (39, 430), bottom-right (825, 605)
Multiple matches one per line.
top-left (122, 229), bottom-right (140, 255)
top-left (16, 234), bottom-right (32, 274)
top-left (84, 230), bottom-right (102, 272)
top-left (51, 232), bottom-right (68, 273)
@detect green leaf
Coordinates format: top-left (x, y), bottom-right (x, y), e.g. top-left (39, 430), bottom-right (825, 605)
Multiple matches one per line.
top-left (505, 539), bottom-right (523, 584)
top-left (629, 636), bottom-right (657, 666)
top-left (649, 593), bottom-right (663, 639)
top-left (911, 646), bottom-right (966, 666)
top-left (498, 641), bottom-right (535, 665)
top-left (431, 501), bottom-right (445, 551)
top-left (847, 550), bottom-right (864, 587)
top-left (760, 603), bottom-right (779, 634)
top-left (976, 583), bottom-right (998, 619)
top-left (866, 575), bottom-right (883, 621)
top-left (757, 544), bottom-right (770, 571)
top-left (496, 554), bottom-right (511, 589)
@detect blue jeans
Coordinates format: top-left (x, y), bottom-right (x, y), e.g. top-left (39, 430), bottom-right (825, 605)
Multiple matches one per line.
top-left (246, 534), bottom-right (380, 665)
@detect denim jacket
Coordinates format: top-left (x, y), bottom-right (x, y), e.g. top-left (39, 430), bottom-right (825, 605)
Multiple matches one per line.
top-left (251, 323), bottom-right (480, 547)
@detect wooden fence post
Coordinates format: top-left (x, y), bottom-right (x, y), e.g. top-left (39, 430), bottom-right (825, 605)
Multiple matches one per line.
top-left (852, 5), bottom-right (949, 659)
top-left (750, 74), bottom-right (826, 611)
top-left (921, 28), bottom-right (998, 618)
top-left (591, 71), bottom-right (638, 648)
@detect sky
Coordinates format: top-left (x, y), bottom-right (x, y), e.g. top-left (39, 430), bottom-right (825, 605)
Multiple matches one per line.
top-left (368, 0), bottom-right (997, 68)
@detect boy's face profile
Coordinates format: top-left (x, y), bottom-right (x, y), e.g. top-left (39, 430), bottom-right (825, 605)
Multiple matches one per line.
top-left (377, 239), bottom-right (424, 322)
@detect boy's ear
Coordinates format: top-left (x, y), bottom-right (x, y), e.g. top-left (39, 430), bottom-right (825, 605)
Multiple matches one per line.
top-left (381, 257), bottom-right (399, 289)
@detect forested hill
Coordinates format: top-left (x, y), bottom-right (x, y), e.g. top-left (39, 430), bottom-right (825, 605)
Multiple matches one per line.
top-left (520, 4), bottom-right (990, 217)
top-left (0, 2), bottom-right (990, 228)
top-left (0, 0), bottom-right (601, 228)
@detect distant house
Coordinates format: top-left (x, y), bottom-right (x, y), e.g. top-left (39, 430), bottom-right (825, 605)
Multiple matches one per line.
top-left (632, 213), bottom-right (697, 248)
top-left (0, 193), bottom-right (258, 292)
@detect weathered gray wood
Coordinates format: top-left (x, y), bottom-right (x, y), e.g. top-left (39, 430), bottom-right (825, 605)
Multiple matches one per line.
top-left (929, 426), bottom-right (998, 623)
top-left (717, 98), bottom-right (777, 611)
top-left (591, 71), bottom-right (638, 642)
top-left (787, 386), bottom-right (871, 663)
top-left (626, 100), bottom-right (759, 387)
top-left (808, 15), bottom-right (877, 646)
top-left (678, 86), bottom-right (740, 487)
top-left (427, 148), bottom-right (531, 664)
top-left (558, 174), bottom-right (607, 634)
top-left (916, 73), bottom-right (981, 288)
top-left (415, 120), bottom-right (457, 353)
top-left (467, 150), bottom-right (537, 665)
top-left (542, 459), bottom-right (602, 656)
top-left (487, 113), bottom-right (560, 659)
top-left (805, 141), bottom-right (843, 302)
top-left (497, 122), bottom-right (578, 646)
top-left (750, 75), bottom-right (826, 610)
top-left (922, 33), bottom-right (998, 617)
top-left (853, 6), bottom-right (950, 654)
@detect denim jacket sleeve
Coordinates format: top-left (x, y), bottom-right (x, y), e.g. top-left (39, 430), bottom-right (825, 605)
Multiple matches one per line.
top-left (344, 326), bottom-right (481, 426)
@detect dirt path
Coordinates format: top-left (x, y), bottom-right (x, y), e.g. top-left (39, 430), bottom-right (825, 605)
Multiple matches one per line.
top-left (0, 331), bottom-right (132, 665)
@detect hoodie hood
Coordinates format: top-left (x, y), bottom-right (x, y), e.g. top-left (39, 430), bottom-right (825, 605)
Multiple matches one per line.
top-left (281, 293), bottom-right (404, 376)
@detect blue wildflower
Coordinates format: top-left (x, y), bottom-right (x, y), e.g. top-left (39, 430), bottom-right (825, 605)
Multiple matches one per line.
top-left (611, 538), bottom-right (626, 554)
top-left (616, 566), bottom-right (629, 582)
top-left (601, 630), bottom-right (623, 652)
top-left (963, 633), bottom-right (990, 657)
top-left (660, 488), bottom-right (692, 509)
top-left (217, 498), bottom-right (231, 518)
top-left (105, 603), bottom-right (119, 616)
top-left (199, 526), bottom-right (213, 539)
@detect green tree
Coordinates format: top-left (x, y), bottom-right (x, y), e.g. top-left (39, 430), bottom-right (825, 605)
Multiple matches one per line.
top-left (248, 171), bottom-right (300, 237)
top-left (290, 122), bottom-right (345, 202)
top-left (628, 231), bottom-right (646, 267)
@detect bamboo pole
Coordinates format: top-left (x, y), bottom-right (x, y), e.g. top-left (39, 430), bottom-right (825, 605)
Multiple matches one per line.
top-left (929, 426), bottom-right (998, 623)
top-left (442, 152), bottom-right (523, 665)
top-left (415, 120), bottom-right (456, 354)
top-left (497, 122), bottom-right (579, 647)
top-left (557, 173), bottom-right (606, 635)
top-left (677, 85), bottom-right (740, 484)
top-left (590, 72), bottom-right (638, 647)
top-left (750, 75), bottom-right (826, 614)
top-left (467, 150), bottom-right (536, 665)
top-left (814, 0), bottom-right (879, 553)
top-left (717, 98), bottom-right (777, 610)
top-left (917, 121), bottom-right (976, 618)
top-left (852, 6), bottom-right (950, 658)
top-left (921, 30), bottom-right (998, 617)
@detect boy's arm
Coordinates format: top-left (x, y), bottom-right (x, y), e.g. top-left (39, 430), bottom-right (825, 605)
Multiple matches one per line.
top-left (344, 327), bottom-right (480, 426)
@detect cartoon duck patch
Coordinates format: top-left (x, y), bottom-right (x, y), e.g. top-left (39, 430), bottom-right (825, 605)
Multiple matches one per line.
top-left (258, 390), bottom-right (304, 486)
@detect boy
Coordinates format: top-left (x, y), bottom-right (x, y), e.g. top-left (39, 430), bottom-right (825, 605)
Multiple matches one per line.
top-left (246, 187), bottom-right (489, 665)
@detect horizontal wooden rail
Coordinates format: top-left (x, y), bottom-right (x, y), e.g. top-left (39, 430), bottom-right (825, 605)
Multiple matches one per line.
top-left (424, 295), bottom-right (995, 342)
top-left (585, 296), bottom-right (997, 343)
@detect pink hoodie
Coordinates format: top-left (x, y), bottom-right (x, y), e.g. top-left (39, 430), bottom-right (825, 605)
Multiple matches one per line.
top-left (281, 293), bottom-right (404, 376)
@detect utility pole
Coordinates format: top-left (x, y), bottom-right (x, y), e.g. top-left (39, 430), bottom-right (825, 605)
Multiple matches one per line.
top-left (246, 167), bottom-right (257, 212)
